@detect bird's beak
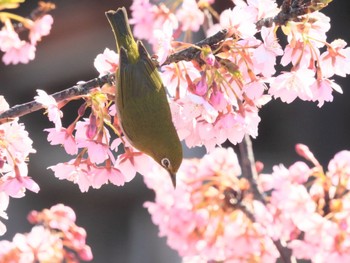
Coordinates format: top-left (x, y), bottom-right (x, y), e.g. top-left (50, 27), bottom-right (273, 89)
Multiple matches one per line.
top-left (169, 171), bottom-right (177, 188)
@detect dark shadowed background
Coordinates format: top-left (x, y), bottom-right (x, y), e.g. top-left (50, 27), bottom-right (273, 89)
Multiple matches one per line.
top-left (1, 1), bottom-right (349, 262)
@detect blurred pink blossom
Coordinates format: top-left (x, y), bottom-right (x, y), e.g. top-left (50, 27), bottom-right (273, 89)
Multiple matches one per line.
top-left (0, 204), bottom-right (92, 262)
top-left (328, 150), bottom-right (350, 189)
top-left (12, 226), bottom-right (63, 262)
top-left (153, 20), bottom-right (174, 65)
top-left (2, 41), bottom-right (36, 65)
top-left (176, 0), bottom-right (204, 32)
top-left (219, 5), bottom-right (257, 38)
top-left (129, 0), bottom-right (157, 40)
top-left (94, 48), bottom-right (119, 76)
top-left (29, 14), bottom-right (54, 44)
top-left (0, 28), bottom-right (21, 52)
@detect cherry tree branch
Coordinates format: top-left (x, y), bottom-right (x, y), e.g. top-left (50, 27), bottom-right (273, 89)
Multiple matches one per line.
top-left (257, 0), bottom-right (333, 29)
top-left (0, 74), bottom-right (114, 124)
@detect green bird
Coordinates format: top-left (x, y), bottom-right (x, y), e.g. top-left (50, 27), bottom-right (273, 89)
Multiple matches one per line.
top-left (105, 8), bottom-right (183, 187)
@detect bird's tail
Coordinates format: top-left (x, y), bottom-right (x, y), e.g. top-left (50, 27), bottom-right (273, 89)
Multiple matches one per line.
top-left (105, 7), bottom-right (139, 63)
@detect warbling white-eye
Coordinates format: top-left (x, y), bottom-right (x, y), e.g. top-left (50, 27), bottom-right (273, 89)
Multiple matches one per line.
top-left (105, 8), bottom-right (182, 187)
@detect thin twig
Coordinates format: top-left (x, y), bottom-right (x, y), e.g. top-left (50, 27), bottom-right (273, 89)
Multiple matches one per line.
top-left (238, 135), bottom-right (295, 263)
top-left (161, 29), bottom-right (229, 66)
top-left (238, 135), bottom-right (266, 204)
top-left (273, 240), bottom-right (296, 263)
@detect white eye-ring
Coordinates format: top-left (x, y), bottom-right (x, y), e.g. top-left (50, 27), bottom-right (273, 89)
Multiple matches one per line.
top-left (161, 158), bottom-right (171, 168)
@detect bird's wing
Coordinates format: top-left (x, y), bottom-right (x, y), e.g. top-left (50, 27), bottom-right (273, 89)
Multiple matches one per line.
top-left (118, 41), bottom-right (164, 109)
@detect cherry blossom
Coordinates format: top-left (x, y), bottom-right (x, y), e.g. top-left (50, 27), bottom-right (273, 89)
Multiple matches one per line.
top-left (35, 89), bottom-right (62, 130)
top-left (75, 118), bottom-right (111, 164)
top-left (160, 61), bottom-right (201, 98)
top-left (252, 27), bottom-right (283, 77)
top-left (269, 69), bottom-right (316, 103)
top-left (283, 11), bottom-right (330, 48)
top-left (92, 165), bottom-right (125, 188)
top-left (94, 48), bottom-right (119, 76)
top-left (0, 168), bottom-right (40, 198)
top-left (153, 20), bottom-right (174, 64)
top-left (320, 39), bottom-right (350, 78)
top-left (310, 78), bottom-right (342, 107)
top-left (48, 160), bottom-right (94, 192)
top-left (111, 138), bottom-right (154, 180)
top-left (45, 126), bottom-right (78, 155)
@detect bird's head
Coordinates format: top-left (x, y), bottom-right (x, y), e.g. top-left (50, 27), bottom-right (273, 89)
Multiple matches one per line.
top-left (150, 139), bottom-right (183, 188)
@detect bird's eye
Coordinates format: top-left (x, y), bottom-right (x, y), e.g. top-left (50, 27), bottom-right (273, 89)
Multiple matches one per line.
top-left (161, 158), bottom-right (171, 168)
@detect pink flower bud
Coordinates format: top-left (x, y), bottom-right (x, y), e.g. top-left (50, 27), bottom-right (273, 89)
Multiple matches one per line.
top-left (205, 53), bottom-right (216, 66)
top-left (209, 88), bottom-right (226, 110)
top-left (194, 74), bottom-right (208, 96)
top-left (78, 103), bottom-right (87, 116)
top-left (27, 211), bottom-right (39, 224)
top-left (86, 115), bottom-right (97, 139)
top-left (295, 143), bottom-right (320, 167)
top-left (255, 161), bottom-right (264, 173)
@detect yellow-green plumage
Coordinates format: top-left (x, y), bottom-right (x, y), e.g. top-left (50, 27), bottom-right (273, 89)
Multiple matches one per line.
top-left (105, 8), bottom-right (182, 187)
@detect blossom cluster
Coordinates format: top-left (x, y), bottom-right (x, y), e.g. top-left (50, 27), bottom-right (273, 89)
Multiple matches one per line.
top-left (0, 96), bottom-right (38, 235)
top-left (258, 145), bottom-right (350, 262)
top-left (129, 0), bottom-right (349, 151)
top-left (0, 204), bottom-right (92, 262)
top-left (144, 147), bottom-right (280, 262)
top-left (145, 145), bottom-right (350, 262)
top-left (0, 1), bottom-right (54, 65)
top-left (35, 83), bottom-right (153, 192)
